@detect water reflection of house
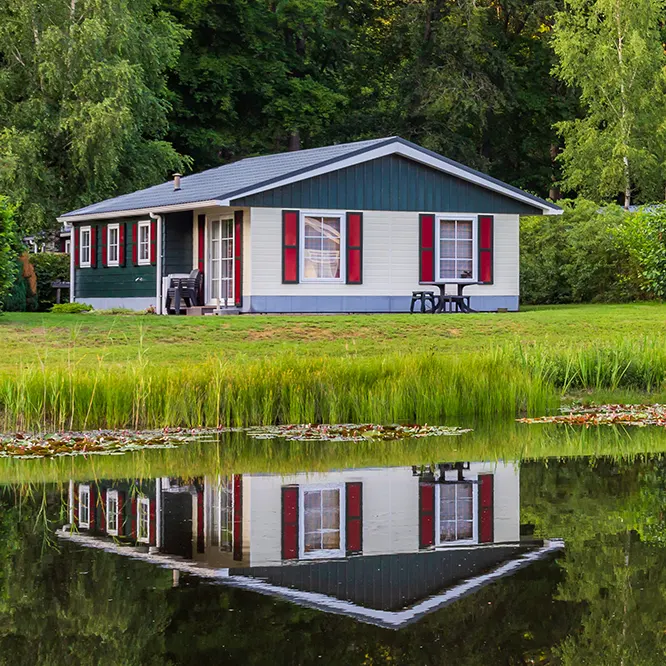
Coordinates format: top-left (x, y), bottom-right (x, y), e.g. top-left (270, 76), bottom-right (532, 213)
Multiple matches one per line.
top-left (61, 462), bottom-right (562, 629)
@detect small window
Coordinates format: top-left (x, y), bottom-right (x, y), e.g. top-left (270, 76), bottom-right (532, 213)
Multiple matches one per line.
top-left (106, 490), bottom-right (119, 536)
top-left (80, 226), bottom-right (91, 268)
top-left (301, 213), bottom-right (344, 281)
top-left (138, 221), bottom-right (151, 265)
top-left (437, 482), bottom-right (475, 544)
top-left (438, 218), bottom-right (475, 281)
top-left (209, 476), bottom-right (234, 552)
top-left (137, 497), bottom-right (150, 543)
top-left (107, 223), bottom-right (119, 266)
top-left (79, 485), bottom-right (91, 528)
top-left (64, 239), bottom-right (71, 255)
top-left (300, 485), bottom-right (345, 559)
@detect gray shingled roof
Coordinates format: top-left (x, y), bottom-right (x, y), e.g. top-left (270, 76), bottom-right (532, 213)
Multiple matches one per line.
top-left (61, 136), bottom-right (560, 217)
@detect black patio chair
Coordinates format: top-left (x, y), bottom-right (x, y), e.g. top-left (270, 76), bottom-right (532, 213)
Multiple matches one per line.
top-left (165, 269), bottom-right (203, 314)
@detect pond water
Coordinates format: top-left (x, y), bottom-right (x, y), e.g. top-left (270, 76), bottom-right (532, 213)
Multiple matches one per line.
top-left (2, 425), bottom-right (666, 664)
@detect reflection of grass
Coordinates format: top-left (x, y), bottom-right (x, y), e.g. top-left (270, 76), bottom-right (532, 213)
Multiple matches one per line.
top-left (2, 423), bottom-right (666, 486)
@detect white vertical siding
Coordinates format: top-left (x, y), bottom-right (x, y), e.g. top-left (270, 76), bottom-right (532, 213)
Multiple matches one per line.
top-left (248, 207), bottom-right (519, 297)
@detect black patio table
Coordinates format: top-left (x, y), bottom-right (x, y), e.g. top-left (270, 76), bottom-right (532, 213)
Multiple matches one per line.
top-left (420, 281), bottom-right (479, 313)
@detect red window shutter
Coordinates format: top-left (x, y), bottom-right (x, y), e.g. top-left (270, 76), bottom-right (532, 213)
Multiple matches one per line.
top-left (282, 210), bottom-right (299, 284)
top-left (419, 214), bottom-right (435, 282)
top-left (346, 212), bottom-right (363, 284)
top-left (74, 228), bottom-right (80, 268)
top-left (234, 210), bottom-right (243, 308)
top-left (73, 484), bottom-right (79, 524)
top-left (100, 489), bottom-right (107, 534)
top-left (478, 216), bottom-right (494, 284)
top-left (131, 223), bottom-right (138, 266)
top-left (419, 483), bottom-right (435, 549)
top-left (131, 497), bottom-right (137, 539)
top-left (345, 482), bottom-right (363, 555)
top-left (101, 225), bottom-right (108, 267)
top-left (197, 489), bottom-right (205, 553)
top-left (197, 214), bottom-right (205, 274)
top-left (118, 223), bottom-right (126, 267)
top-left (150, 220), bottom-right (157, 265)
top-left (478, 474), bottom-right (494, 543)
top-left (233, 475), bottom-right (243, 561)
top-left (89, 226), bottom-right (97, 268)
top-left (89, 486), bottom-right (97, 530)
top-left (281, 485), bottom-right (299, 559)
top-left (150, 499), bottom-right (157, 546)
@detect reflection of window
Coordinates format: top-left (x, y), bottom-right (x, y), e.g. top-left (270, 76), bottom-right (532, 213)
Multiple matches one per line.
top-left (300, 486), bottom-right (344, 558)
top-left (138, 221), bottom-right (151, 265)
top-left (209, 476), bottom-right (233, 552)
top-left (79, 485), bottom-right (91, 528)
top-left (80, 227), bottom-right (91, 268)
top-left (107, 490), bottom-right (119, 535)
top-left (107, 223), bottom-right (119, 266)
top-left (137, 497), bottom-right (150, 543)
top-left (302, 214), bottom-right (344, 281)
top-left (437, 483), bottom-right (475, 543)
top-left (438, 218), bottom-right (475, 281)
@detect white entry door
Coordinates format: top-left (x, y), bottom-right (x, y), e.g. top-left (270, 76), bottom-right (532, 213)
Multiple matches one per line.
top-left (209, 218), bottom-right (234, 306)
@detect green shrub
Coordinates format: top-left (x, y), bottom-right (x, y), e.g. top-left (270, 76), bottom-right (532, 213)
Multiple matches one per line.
top-left (30, 252), bottom-right (70, 311)
top-left (50, 302), bottom-right (93, 314)
top-left (0, 197), bottom-right (22, 311)
top-left (3, 261), bottom-right (26, 312)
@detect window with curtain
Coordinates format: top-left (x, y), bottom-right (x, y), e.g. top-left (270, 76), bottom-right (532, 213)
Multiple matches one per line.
top-left (438, 483), bottom-right (474, 542)
top-left (108, 224), bottom-right (119, 265)
top-left (438, 219), bottom-right (474, 280)
top-left (302, 215), bottom-right (343, 280)
top-left (302, 487), bottom-right (343, 556)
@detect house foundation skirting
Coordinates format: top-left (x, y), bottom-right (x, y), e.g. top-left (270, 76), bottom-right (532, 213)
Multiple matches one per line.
top-left (75, 297), bottom-right (157, 311)
top-left (247, 295), bottom-right (519, 314)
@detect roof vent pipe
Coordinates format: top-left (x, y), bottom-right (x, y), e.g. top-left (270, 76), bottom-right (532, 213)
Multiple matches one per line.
top-left (173, 173), bottom-right (182, 191)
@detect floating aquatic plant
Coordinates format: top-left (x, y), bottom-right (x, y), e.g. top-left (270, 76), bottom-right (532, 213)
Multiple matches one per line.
top-left (517, 404), bottom-right (666, 428)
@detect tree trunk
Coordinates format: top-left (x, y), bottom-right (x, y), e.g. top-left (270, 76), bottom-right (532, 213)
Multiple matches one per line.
top-left (288, 131), bottom-right (301, 152)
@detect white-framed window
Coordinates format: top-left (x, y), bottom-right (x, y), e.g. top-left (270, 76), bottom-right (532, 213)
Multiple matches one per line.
top-left (107, 223), bottom-right (119, 266)
top-left (138, 221), bottom-right (151, 265)
top-left (79, 484), bottom-right (91, 528)
top-left (301, 212), bottom-right (345, 281)
top-left (137, 497), bottom-right (150, 543)
top-left (64, 239), bottom-right (71, 255)
top-left (208, 476), bottom-right (233, 551)
top-left (106, 490), bottom-right (119, 536)
top-left (435, 482), bottom-right (477, 545)
top-left (436, 216), bottom-right (476, 282)
top-left (80, 226), bottom-right (91, 268)
top-left (299, 484), bottom-right (345, 559)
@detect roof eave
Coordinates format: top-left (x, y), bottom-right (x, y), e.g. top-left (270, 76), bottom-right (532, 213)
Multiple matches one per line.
top-left (57, 199), bottom-right (227, 223)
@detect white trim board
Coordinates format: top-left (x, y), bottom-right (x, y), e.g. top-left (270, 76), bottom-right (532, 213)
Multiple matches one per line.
top-left (58, 200), bottom-right (227, 223)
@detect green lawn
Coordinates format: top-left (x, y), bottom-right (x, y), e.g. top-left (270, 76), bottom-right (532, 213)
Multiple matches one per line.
top-left (3, 303), bottom-right (666, 370)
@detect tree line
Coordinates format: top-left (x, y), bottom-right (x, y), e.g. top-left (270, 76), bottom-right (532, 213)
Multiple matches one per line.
top-left (1, 0), bottom-right (666, 237)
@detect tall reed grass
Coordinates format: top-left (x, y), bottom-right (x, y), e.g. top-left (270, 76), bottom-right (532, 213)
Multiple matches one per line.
top-left (3, 338), bottom-right (666, 432)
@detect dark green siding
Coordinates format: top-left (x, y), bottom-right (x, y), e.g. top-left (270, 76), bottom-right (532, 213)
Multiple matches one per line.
top-left (164, 211), bottom-right (193, 275)
top-left (230, 154), bottom-right (542, 215)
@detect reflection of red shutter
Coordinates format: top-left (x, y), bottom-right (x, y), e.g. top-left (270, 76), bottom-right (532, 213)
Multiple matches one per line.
top-left (90, 226), bottom-right (97, 268)
top-left (345, 482), bottom-right (363, 555)
top-left (101, 225), bottom-right (108, 267)
top-left (150, 220), bottom-right (157, 265)
top-left (282, 210), bottom-right (299, 284)
top-left (197, 214), bottom-right (205, 274)
top-left (100, 489), bottom-right (107, 534)
top-left (150, 499), bottom-right (156, 546)
top-left (234, 210), bottom-right (243, 308)
top-left (118, 223), bottom-right (126, 267)
top-left (117, 491), bottom-right (125, 536)
top-left (419, 214), bottom-right (435, 282)
top-left (281, 486), bottom-right (299, 559)
top-left (197, 490), bottom-right (205, 553)
top-left (346, 212), bottom-right (363, 284)
top-left (233, 475), bottom-right (243, 561)
top-left (74, 228), bottom-right (80, 268)
top-left (73, 484), bottom-right (79, 525)
top-left (478, 216), bottom-right (494, 284)
top-left (131, 223), bottom-right (138, 266)
top-left (89, 486), bottom-right (97, 530)
top-left (479, 474), bottom-right (494, 543)
top-left (419, 483), bottom-right (435, 548)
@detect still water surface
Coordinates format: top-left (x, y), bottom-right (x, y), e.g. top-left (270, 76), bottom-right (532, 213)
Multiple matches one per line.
top-left (1, 426), bottom-right (665, 664)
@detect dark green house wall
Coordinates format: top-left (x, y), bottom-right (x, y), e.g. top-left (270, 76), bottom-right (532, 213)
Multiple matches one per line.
top-left (230, 154), bottom-right (542, 215)
top-left (164, 211), bottom-right (193, 275)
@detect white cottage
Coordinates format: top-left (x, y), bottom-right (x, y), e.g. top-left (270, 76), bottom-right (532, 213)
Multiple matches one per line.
top-left (57, 137), bottom-right (562, 314)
